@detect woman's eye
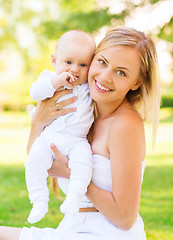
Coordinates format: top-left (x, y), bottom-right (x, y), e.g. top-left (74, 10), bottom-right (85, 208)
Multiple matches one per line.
top-left (117, 70), bottom-right (125, 76)
top-left (99, 59), bottom-right (106, 65)
top-left (81, 63), bottom-right (86, 67)
top-left (66, 61), bottom-right (71, 64)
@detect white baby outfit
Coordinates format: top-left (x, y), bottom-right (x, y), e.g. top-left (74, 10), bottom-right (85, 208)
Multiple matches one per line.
top-left (20, 155), bottom-right (146, 240)
top-left (25, 70), bottom-right (94, 223)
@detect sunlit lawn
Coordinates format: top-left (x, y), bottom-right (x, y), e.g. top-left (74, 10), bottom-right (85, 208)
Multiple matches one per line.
top-left (0, 108), bottom-right (173, 239)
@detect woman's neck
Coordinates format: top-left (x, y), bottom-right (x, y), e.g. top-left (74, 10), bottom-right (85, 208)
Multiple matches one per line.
top-left (94, 98), bottom-right (128, 120)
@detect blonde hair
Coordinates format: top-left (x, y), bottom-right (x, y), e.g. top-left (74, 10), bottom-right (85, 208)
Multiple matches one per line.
top-left (96, 27), bottom-right (160, 145)
top-left (50, 177), bottom-right (63, 200)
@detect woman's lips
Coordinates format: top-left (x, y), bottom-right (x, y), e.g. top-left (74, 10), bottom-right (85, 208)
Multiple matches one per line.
top-left (94, 80), bottom-right (113, 93)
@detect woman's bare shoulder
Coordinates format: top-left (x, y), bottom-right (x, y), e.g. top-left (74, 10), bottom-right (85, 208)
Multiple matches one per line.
top-left (107, 107), bottom-right (146, 165)
top-left (110, 107), bottom-right (144, 132)
top-left (107, 107), bottom-right (145, 153)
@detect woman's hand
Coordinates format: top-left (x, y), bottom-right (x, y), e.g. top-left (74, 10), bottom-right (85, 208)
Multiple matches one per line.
top-left (27, 89), bottom-right (77, 153)
top-left (48, 143), bottom-right (71, 179)
top-left (32, 89), bottom-right (77, 132)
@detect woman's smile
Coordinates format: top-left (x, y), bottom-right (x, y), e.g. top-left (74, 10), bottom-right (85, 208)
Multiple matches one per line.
top-left (95, 79), bottom-right (113, 93)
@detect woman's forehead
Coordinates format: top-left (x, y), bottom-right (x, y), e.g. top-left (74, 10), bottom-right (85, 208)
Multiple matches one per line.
top-left (97, 46), bottom-right (140, 63)
top-left (95, 46), bottom-right (141, 77)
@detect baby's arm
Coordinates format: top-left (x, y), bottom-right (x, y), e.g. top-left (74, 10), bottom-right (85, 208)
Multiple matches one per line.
top-left (30, 70), bottom-right (76, 101)
top-left (30, 70), bottom-right (56, 101)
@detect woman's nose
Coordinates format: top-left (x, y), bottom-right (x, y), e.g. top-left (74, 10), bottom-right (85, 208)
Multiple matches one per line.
top-left (100, 68), bottom-right (112, 83)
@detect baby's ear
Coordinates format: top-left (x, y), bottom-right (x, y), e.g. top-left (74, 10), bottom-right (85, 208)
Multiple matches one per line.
top-left (131, 77), bottom-right (143, 91)
top-left (51, 53), bottom-right (56, 68)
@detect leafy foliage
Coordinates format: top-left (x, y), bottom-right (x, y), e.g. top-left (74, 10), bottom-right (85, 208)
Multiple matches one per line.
top-left (158, 17), bottom-right (173, 43)
top-left (41, 8), bottom-right (127, 39)
top-left (0, 0), bottom-right (172, 111)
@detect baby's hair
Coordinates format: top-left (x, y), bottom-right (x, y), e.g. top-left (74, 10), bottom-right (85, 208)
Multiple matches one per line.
top-left (55, 29), bottom-right (96, 53)
top-left (96, 27), bottom-right (160, 146)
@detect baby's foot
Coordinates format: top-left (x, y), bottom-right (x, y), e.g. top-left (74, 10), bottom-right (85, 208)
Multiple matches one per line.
top-left (60, 193), bottom-right (80, 215)
top-left (27, 201), bottom-right (48, 224)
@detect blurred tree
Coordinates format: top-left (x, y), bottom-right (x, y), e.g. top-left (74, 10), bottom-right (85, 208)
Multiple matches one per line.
top-left (1, 0), bottom-right (172, 58)
top-left (41, 8), bottom-right (127, 39)
top-left (158, 17), bottom-right (173, 43)
top-left (0, 0), bottom-right (172, 110)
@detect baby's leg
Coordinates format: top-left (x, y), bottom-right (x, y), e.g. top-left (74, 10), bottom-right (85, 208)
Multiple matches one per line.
top-left (25, 137), bottom-right (53, 223)
top-left (60, 140), bottom-right (93, 215)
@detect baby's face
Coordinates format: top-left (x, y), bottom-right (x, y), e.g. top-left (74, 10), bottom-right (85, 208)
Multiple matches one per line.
top-left (53, 38), bottom-right (95, 86)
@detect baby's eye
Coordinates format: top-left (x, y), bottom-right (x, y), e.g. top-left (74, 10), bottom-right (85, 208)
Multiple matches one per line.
top-left (99, 59), bottom-right (106, 65)
top-left (66, 61), bottom-right (72, 64)
top-left (81, 63), bottom-right (86, 67)
top-left (117, 70), bottom-right (125, 77)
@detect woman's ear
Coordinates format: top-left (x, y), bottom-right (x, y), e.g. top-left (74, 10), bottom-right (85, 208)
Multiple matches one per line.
top-left (51, 53), bottom-right (56, 68)
top-left (131, 77), bottom-right (143, 91)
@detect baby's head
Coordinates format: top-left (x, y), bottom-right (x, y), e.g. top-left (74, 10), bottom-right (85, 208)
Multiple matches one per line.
top-left (51, 30), bottom-right (96, 86)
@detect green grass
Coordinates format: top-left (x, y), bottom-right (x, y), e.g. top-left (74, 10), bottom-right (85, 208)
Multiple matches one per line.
top-left (140, 108), bottom-right (173, 240)
top-left (0, 109), bottom-right (173, 239)
top-left (0, 164), bottom-right (64, 228)
top-left (140, 164), bottom-right (173, 239)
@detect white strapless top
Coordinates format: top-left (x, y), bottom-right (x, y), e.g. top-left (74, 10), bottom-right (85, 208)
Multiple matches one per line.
top-left (58, 154), bottom-right (145, 207)
top-left (92, 154), bottom-right (145, 190)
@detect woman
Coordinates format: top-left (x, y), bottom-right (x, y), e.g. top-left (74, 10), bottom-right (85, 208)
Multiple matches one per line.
top-left (0, 27), bottom-right (160, 240)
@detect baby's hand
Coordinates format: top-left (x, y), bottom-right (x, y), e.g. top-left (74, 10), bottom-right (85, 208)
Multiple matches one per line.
top-left (51, 72), bottom-right (76, 90)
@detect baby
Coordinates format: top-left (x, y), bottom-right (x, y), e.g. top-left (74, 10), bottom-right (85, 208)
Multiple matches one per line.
top-left (25, 30), bottom-right (96, 224)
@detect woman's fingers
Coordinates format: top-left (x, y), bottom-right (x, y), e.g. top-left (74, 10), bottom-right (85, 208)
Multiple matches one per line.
top-left (50, 88), bottom-right (77, 112)
top-left (55, 96), bottom-right (77, 109)
top-left (51, 89), bottom-right (73, 102)
top-left (55, 107), bottom-right (77, 117)
top-left (48, 143), bottom-right (70, 178)
top-left (50, 143), bottom-right (64, 159)
top-left (32, 88), bottom-right (77, 131)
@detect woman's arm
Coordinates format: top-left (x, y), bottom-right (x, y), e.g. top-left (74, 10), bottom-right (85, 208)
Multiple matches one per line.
top-left (47, 112), bottom-right (145, 230)
top-left (86, 114), bottom-right (146, 230)
top-left (27, 89), bottom-right (77, 153)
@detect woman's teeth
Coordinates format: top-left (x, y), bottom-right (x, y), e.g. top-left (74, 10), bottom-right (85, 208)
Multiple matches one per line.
top-left (96, 80), bottom-right (111, 92)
